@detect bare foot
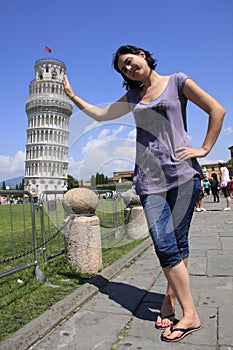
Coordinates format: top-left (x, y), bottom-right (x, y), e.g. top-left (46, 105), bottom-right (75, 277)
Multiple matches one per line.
top-left (161, 314), bottom-right (201, 341)
top-left (155, 313), bottom-right (178, 329)
top-left (155, 296), bottom-right (176, 329)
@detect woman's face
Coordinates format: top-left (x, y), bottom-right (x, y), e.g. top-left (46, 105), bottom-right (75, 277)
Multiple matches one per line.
top-left (117, 51), bottom-right (149, 81)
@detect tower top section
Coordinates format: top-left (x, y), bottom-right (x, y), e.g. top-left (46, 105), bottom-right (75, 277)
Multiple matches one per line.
top-left (34, 58), bottom-right (66, 83)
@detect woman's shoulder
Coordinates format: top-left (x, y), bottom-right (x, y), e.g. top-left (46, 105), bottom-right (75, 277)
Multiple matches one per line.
top-left (170, 72), bottom-right (190, 92)
top-left (173, 72), bottom-right (190, 83)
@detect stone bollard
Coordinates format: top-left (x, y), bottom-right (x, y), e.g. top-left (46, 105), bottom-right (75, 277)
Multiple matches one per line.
top-left (62, 188), bottom-right (102, 274)
top-left (123, 189), bottom-right (149, 240)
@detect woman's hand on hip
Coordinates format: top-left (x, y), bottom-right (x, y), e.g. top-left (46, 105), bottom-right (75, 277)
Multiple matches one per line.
top-left (175, 146), bottom-right (208, 161)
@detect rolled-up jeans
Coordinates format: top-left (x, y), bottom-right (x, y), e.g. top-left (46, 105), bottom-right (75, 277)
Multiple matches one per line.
top-left (140, 177), bottom-right (201, 268)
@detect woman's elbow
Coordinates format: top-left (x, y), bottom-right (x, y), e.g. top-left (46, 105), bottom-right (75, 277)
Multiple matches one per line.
top-left (210, 103), bottom-right (226, 121)
top-left (218, 105), bottom-right (226, 121)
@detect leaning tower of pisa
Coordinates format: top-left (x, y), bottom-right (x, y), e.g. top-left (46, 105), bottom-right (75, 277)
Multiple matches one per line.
top-left (24, 58), bottom-right (73, 198)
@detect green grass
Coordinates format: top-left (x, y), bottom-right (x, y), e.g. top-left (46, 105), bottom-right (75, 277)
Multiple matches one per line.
top-left (0, 200), bottom-right (145, 343)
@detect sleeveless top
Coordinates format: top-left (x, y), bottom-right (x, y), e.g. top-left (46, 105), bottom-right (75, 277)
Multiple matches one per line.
top-left (126, 72), bottom-right (203, 195)
top-left (222, 167), bottom-right (230, 182)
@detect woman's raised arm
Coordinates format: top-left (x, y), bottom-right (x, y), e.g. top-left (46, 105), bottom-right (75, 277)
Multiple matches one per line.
top-left (62, 74), bottom-right (131, 121)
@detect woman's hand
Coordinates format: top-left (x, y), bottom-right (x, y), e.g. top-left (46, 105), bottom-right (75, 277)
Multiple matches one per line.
top-left (62, 74), bottom-right (75, 98)
top-left (175, 146), bottom-right (208, 161)
top-left (61, 74), bottom-right (130, 121)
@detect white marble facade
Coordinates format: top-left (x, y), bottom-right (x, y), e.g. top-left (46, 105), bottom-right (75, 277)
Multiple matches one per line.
top-left (24, 59), bottom-right (73, 198)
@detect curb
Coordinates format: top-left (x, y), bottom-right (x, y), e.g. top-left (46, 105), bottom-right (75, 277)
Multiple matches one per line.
top-left (0, 237), bottom-right (152, 350)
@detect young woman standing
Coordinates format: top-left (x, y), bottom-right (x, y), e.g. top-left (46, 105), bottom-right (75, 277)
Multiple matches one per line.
top-left (63, 45), bottom-right (226, 342)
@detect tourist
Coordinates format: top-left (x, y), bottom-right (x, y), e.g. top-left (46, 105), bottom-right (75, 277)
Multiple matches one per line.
top-left (203, 178), bottom-right (210, 197)
top-left (195, 182), bottom-right (206, 211)
top-left (210, 173), bottom-right (220, 203)
top-left (62, 45), bottom-right (226, 342)
top-left (218, 160), bottom-right (231, 210)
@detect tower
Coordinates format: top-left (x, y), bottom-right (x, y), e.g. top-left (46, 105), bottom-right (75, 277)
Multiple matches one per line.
top-left (24, 58), bottom-right (73, 198)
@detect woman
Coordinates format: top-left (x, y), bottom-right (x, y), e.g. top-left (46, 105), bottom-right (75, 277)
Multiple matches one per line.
top-left (62, 45), bottom-right (226, 342)
top-left (210, 173), bottom-right (220, 203)
top-left (203, 178), bottom-right (210, 197)
top-left (218, 160), bottom-right (231, 210)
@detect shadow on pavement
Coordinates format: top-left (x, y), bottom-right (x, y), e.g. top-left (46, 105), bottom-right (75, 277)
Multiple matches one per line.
top-left (89, 275), bottom-right (164, 321)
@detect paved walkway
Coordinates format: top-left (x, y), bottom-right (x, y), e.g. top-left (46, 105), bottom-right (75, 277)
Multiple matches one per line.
top-left (2, 197), bottom-right (233, 350)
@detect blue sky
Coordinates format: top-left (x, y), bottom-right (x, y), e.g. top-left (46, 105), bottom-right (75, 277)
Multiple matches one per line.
top-left (1, 0), bottom-right (233, 182)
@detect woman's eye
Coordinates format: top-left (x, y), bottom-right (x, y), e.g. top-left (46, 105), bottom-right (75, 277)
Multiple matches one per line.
top-left (121, 58), bottom-right (132, 73)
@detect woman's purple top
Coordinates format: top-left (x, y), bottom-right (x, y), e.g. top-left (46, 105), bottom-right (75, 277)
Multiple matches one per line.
top-left (126, 72), bottom-right (203, 195)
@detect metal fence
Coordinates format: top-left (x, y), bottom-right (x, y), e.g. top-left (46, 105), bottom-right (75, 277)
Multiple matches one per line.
top-left (0, 188), bottom-right (128, 279)
top-left (38, 190), bottom-right (67, 264)
top-left (0, 190), bottom-right (38, 278)
top-left (94, 190), bottom-right (126, 241)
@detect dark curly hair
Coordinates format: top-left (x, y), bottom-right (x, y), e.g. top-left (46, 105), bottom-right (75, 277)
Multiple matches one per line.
top-left (113, 45), bottom-right (157, 91)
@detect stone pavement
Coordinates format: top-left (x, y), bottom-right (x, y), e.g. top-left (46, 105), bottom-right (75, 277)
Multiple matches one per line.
top-left (2, 197), bottom-right (233, 350)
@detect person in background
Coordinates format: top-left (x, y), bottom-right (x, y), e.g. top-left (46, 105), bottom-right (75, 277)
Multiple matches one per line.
top-left (203, 178), bottom-right (210, 197)
top-left (62, 44), bottom-right (226, 342)
top-left (210, 173), bottom-right (220, 203)
top-left (195, 180), bottom-right (206, 211)
top-left (218, 160), bottom-right (231, 211)
top-left (230, 176), bottom-right (233, 198)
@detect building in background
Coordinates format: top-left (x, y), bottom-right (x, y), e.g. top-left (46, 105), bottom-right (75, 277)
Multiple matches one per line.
top-left (108, 170), bottom-right (134, 183)
top-left (201, 145), bottom-right (233, 179)
top-left (201, 163), bottom-right (220, 178)
top-left (24, 58), bottom-right (73, 198)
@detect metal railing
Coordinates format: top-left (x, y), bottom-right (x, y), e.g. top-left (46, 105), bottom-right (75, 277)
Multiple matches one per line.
top-left (0, 188), bottom-right (128, 279)
top-left (0, 190), bottom-right (38, 278)
top-left (38, 190), bottom-right (66, 264)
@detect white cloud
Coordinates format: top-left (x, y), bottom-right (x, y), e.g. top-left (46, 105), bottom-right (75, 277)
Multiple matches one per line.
top-left (84, 121), bottom-right (99, 132)
top-left (127, 128), bottom-right (136, 140)
top-left (69, 132), bottom-right (136, 181)
top-left (223, 126), bottom-right (233, 135)
top-left (112, 124), bottom-right (125, 136)
top-left (98, 129), bottom-right (110, 138)
top-left (67, 157), bottom-right (83, 179)
top-left (75, 147), bottom-right (110, 180)
top-left (81, 125), bottom-right (128, 155)
top-left (113, 140), bottom-right (136, 159)
top-left (0, 151), bottom-right (25, 181)
top-left (68, 121), bottom-right (138, 181)
top-left (199, 158), bottom-right (219, 165)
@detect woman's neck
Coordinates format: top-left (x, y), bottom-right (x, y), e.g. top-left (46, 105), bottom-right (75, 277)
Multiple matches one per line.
top-left (140, 71), bottom-right (170, 104)
top-left (141, 70), bottom-right (162, 88)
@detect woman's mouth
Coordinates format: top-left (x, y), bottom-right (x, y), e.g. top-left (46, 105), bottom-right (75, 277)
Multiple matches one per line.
top-left (131, 67), bottom-right (138, 77)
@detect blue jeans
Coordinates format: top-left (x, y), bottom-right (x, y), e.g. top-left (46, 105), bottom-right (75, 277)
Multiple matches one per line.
top-left (140, 177), bottom-right (201, 268)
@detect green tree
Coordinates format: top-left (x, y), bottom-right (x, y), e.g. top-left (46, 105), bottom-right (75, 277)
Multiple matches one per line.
top-left (67, 175), bottom-right (79, 190)
top-left (95, 172), bottom-right (108, 185)
top-left (99, 173), bottom-right (105, 184)
top-left (19, 178), bottom-right (24, 190)
top-left (96, 172), bottom-right (100, 185)
top-left (91, 175), bottom-right (96, 187)
top-left (2, 181), bottom-right (6, 190)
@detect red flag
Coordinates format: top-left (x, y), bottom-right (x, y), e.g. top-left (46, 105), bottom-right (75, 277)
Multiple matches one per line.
top-left (45, 46), bottom-right (52, 53)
